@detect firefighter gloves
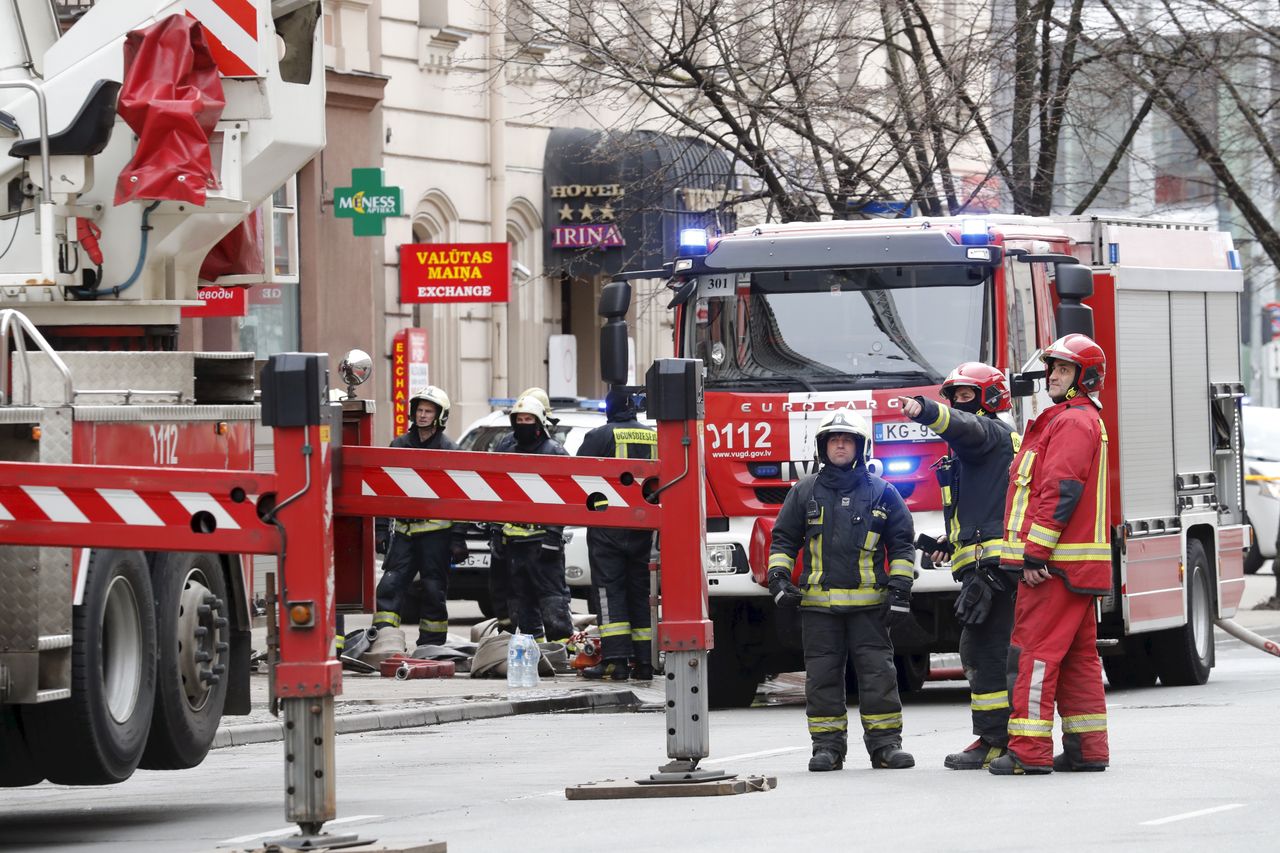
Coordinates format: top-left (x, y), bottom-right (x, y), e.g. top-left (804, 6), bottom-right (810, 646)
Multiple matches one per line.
top-left (954, 568), bottom-right (995, 626)
top-left (375, 531), bottom-right (389, 556)
top-left (883, 585), bottom-right (912, 628)
top-left (768, 570), bottom-right (803, 608)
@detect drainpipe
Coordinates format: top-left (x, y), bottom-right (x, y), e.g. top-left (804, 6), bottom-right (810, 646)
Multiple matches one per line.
top-left (488, 0), bottom-right (508, 401)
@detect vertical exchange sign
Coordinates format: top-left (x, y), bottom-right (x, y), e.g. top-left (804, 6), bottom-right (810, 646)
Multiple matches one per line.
top-left (391, 328), bottom-right (430, 435)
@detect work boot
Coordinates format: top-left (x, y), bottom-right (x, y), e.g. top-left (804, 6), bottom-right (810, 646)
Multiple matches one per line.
top-left (360, 626), bottom-right (407, 666)
top-left (808, 748), bottom-right (844, 772)
top-left (1053, 752), bottom-right (1108, 772)
top-left (870, 745), bottom-right (915, 769)
top-left (988, 753), bottom-right (1053, 776)
top-left (944, 739), bottom-right (1006, 770)
top-left (629, 662), bottom-right (654, 681)
top-left (581, 659), bottom-right (629, 681)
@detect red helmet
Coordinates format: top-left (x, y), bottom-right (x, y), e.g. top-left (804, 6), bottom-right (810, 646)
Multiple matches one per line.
top-left (1041, 334), bottom-right (1106, 393)
top-left (940, 362), bottom-right (1011, 413)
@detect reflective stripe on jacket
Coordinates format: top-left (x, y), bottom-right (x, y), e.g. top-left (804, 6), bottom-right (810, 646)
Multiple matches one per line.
top-left (768, 466), bottom-right (915, 610)
top-left (1000, 396), bottom-right (1111, 594)
top-left (908, 398), bottom-right (1018, 576)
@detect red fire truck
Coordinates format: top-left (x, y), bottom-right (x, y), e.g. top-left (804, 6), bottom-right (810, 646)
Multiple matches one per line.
top-left (1, 0), bottom-right (326, 785)
top-left (650, 214), bottom-right (1249, 706)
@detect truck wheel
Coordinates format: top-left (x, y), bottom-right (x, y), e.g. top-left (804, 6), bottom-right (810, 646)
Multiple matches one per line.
top-left (708, 605), bottom-right (761, 709)
top-left (1243, 539), bottom-right (1264, 575)
top-left (894, 653), bottom-right (930, 694)
top-left (0, 707), bottom-right (42, 787)
top-left (1153, 540), bottom-right (1214, 686)
top-left (1102, 637), bottom-right (1158, 689)
top-left (25, 549), bottom-right (157, 784)
top-left (140, 552), bottom-right (230, 770)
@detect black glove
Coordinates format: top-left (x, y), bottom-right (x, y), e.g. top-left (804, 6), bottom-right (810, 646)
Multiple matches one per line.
top-left (767, 570), bottom-right (802, 609)
top-left (450, 538), bottom-right (469, 564)
top-left (375, 531), bottom-right (388, 555)
top-left (883, 585), bottom-right (912, 629)
top-left (953, 568), bottom-right (995, 626)
top-left (1024, 555), bottom-right (1047, 573)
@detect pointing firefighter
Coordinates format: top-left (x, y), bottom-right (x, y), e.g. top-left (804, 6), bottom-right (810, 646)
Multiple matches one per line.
top-left (990, 334), bottom-right (1112, 775)
top-left (575, 387), bottom-right (657, 682)
top-left (898, 363), bottom-right (1019, 769)
top-left (371, 385), bottom-right (469, 652)
top-left (767, 409), bottom-right (918, 772)
top-left (500, 393), bottom-right (575, 644)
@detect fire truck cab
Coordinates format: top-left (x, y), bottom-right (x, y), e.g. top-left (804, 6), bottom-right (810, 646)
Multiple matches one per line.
top-left (662, 214), bottom-right (1248, 706)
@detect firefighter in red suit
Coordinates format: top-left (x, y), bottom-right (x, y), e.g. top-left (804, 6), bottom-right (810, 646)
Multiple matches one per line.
top-left (989, 334), bottom-right (1112, 776)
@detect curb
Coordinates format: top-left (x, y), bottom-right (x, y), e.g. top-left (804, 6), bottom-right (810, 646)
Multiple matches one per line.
top-left (211, 688), bottom-right (641, 750)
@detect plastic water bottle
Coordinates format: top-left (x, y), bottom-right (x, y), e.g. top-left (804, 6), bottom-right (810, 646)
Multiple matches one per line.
top-left (507, 633), bottom-right (527, 689)
top-left (524, 640), bottom-right (541, 687)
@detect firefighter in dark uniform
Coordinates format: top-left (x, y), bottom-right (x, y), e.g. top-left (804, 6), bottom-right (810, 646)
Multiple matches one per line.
top-left (575, 388), bottom-right (657, 681)
top-left (373, 386), bottom-right (468, 647)
top-left (487, 388), bottom-right (557, 635)
top-left (899, 362), bottom-right (1019, 769)
top-left (767, 409), bottom-right (917, 772)
top-left (501, 394), bottom-right (574, 642)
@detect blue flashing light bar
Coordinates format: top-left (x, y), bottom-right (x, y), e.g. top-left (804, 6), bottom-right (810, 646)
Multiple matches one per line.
top-left (959, 218), bottom-right (989, 246)
top-left (748, 462), bottom-right (781, 479)
top-left (679, 228), bottom-right (709, 252)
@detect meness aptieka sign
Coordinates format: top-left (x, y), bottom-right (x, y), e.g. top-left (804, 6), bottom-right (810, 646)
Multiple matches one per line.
top-left (399, 243), bottom-right (509, 303)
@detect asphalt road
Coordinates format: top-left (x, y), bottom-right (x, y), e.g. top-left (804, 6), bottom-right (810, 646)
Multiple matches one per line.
top-left (3, 572), bottom-right (1278, 853)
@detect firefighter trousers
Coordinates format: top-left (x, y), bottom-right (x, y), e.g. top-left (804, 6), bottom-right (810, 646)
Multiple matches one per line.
top-left (506, 539), bottom-right (573, 642)
top-left (1006, 574), bottom-right (1109, 768)
top-left (374, 530), bottom-right (451, 645)
top-left (587, 530), bottom-right (653, 662)
top-left (486, 529), bottom-right (524, 630)
top-left (960, 580), bottom-right (1016, 745)
top-left (802, 608), bottom-right (904, 759)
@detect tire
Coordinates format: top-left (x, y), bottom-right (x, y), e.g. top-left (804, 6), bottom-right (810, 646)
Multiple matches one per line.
top-left (140, 552), bottom-right (231, 770)
top-left (1243, 538), bottom-right (1264, 575)
top-left (0, 707), bottom-right (42, 787)
top-left (1153, 540), bottom-right (1214, 686)
top-left (707, 605), bottom-right (761, 709)
top-left (1102, 637), bottom-right (1159, 689)
top-left (23, 549), bottom-right (157, 785)
top-left (894, 653), bottom-right (930, 694)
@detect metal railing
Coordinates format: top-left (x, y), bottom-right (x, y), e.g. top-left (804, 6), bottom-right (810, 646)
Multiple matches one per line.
top-left (0, 309), bottom-right (74, 406)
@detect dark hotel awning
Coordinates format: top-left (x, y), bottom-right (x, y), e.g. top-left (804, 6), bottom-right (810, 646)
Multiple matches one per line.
top-left (543, 128), bottom-right (738, 278)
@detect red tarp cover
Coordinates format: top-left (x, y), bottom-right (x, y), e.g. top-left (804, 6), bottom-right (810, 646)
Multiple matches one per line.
top-left (199, 208), bottom-right (264, 281)
top-left (114, 15), bottom-right (226, 206)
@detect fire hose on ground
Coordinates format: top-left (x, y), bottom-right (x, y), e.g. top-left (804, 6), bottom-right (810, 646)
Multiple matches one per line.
top-left (1214, 618), bottom-right (1280, 657)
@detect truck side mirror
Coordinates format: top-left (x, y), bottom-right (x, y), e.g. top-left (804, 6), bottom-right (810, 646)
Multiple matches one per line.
top-left (1054, 263), bottom-right (1094, 338)
top-left (599, 281), bottom-right (632, 386)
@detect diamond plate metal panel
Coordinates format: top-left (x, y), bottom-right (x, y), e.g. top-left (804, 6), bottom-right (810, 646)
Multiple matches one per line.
top-left (37, 407), bottom-right (73, 644)
top-left (0, 546), bottom-right (40, 652)
top-left (15, 351), bottom-right (195, 406)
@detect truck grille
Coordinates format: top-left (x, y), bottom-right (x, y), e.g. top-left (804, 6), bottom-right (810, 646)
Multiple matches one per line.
top-left (754, 486), bottom-right (792, 505)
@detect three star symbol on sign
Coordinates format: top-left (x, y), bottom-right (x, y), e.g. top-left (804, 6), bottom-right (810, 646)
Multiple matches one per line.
top-left (558, 202), bottom-right (617, 222)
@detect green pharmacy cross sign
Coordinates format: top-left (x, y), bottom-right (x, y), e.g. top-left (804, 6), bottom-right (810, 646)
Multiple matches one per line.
top-left (334, 168), bottom-right (403, 236)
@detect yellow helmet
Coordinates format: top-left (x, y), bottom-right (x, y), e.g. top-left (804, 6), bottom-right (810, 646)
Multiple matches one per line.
top-left (409, 385), bottom-right (451, 427)
top-left (518, 387), bottom-right (552, 413)
top-left (815, 409), bottom-right (872, 464)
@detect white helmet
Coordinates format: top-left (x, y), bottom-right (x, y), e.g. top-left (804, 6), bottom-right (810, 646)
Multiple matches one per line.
top-left (509, 394), bottom-right (550, 432)
top-left (815, 409), bottom-right (873, 465)
top-left (409, 385), bottom-right (451, 427)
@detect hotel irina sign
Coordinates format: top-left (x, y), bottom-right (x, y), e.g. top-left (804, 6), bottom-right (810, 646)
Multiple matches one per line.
top-left (549, 183), bottom-right (626, 250)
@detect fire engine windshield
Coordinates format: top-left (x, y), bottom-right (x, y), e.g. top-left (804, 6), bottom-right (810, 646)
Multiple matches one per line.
top-left (688, 264), bottom-right (991, 391)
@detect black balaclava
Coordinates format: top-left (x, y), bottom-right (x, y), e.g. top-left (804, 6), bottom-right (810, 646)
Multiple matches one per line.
top-left (513, 420), bottom-right (543, 447)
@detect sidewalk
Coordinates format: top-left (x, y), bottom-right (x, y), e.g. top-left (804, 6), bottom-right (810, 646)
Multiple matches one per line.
top-left (215, 611), bottom-right (665, 749)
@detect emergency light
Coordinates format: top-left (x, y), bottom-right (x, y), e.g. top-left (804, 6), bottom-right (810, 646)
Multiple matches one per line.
top-left (679, 228), bottom-right (710, 253)
top-left (885, 457), bottom-right (921, 475)
top-left (959, 218), bottom-right (990, 246)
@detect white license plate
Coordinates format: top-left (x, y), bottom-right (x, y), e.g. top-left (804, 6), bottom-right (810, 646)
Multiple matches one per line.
top-left (875, 421), bottom-right (935, 443)
top-left (454, 553), bottom-right (491, 569)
